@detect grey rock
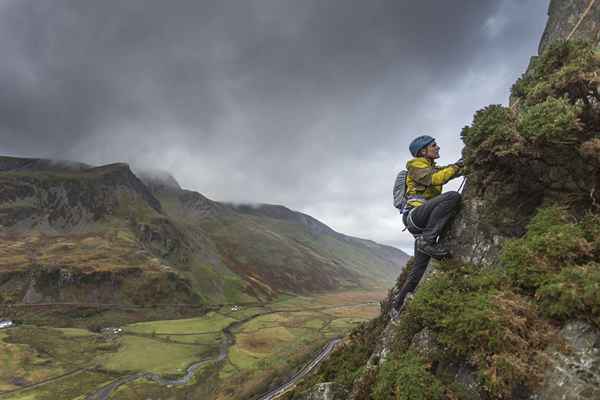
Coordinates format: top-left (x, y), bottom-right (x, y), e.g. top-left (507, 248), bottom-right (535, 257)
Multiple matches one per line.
top-left (410, 328), bottom-right (440, 361)
top-left (532, 321), bottom-right (600, 400)
top-left (539, 0), bottom-right (600, 55)
top-left (296, 382), bottom-right (349, 400)
top-left (436, 361), bottom-right (482, 400)
top-left (441, 195), bottom-right (508, 266)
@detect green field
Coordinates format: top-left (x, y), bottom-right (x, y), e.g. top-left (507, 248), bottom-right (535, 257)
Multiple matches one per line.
top-left (0, 290), bottom-right (383, 400)
top-left (126, 312), bottom-right (235, 335)
top-left (100, 335), bottom-right (210, 374)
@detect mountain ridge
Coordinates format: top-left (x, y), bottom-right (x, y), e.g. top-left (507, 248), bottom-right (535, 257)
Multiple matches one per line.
top-left (0, 156), bottom-right (408, 314)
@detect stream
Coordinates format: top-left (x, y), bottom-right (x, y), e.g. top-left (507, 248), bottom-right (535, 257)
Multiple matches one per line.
top-left (85, 304), bottom-right (370, 399)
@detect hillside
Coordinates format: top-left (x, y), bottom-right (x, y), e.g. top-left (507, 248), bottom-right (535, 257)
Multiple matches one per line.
top-left (140, 175), bottom-right (408, 299)
top-left (0, 158), bottom-right (407, 316)
top-left (286, 1), bottom-right (600, 399)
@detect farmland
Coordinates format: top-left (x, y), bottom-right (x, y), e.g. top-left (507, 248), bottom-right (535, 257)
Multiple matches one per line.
top-left (0, 289), bottom-right (385, 400)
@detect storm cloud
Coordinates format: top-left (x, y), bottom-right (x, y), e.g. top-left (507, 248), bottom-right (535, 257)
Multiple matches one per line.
top-left (0, 0), bottom-right (550, 252)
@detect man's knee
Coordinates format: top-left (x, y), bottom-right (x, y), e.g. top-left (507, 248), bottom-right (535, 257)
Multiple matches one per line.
top-left (443, 190), bottom-right (461, 204)
top-left (444, 191), bottom-right (462, 215)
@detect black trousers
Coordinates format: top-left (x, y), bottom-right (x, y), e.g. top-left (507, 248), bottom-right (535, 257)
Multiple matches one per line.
top-left (393, 191), bottom-right (461, 310)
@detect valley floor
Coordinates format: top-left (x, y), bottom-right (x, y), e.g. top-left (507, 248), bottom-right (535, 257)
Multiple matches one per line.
top-left (0, 289), bottom-right (386, 400)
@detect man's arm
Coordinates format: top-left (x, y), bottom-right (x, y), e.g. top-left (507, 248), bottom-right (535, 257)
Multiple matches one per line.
top-left (409, 160), bottom-right (460, 186)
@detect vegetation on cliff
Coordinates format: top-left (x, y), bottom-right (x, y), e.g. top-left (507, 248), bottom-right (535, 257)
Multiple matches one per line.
top-left (288, 40), bottom-right (600, 400)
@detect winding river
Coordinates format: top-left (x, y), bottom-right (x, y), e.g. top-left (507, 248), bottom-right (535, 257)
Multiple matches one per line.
top-left (85, 304), bottom-right (369, 399)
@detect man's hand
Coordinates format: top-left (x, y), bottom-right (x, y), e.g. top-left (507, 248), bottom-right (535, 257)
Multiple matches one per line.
top-left (454, 158), bottom-right (464, 168)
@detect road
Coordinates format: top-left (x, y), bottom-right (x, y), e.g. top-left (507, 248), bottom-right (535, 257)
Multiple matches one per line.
top-left (1, 301), bottom-right (374, 399)
top-left (253, 338), bottom-right (342, 400)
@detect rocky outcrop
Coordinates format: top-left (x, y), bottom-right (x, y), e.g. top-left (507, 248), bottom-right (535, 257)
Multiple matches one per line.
top-left (0, 159), bottom-right (163, 233)
top-left (293, 3), bottom-right (600, 399)
top-left (442, 0), bottom-right (600, 265)
top-left (135, 169), bottom-right (182, 194)
top-left (296, 383), bottom-right (349, 400)
top-left (534, 321), bottom-right (600, 400)
top-left (0, 265), bottom-right (198, 305)
top-left (539, 0), bottom-right (600, 54)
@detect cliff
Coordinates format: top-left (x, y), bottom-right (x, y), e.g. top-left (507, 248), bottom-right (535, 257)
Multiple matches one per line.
top-left (539, 0), bottom-right (600, 53)
top-left (286, 1), bottom-right (600, 399)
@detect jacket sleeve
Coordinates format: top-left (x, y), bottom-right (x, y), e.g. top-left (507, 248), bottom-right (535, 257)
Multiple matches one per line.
top-left (409, 163), bottom-right (460, 186)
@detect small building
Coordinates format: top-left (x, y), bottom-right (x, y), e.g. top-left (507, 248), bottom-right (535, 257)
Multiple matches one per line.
top-left (101, 327), bottom-right (123, 335)
top-left (0, 319), bottom-right (14, 329)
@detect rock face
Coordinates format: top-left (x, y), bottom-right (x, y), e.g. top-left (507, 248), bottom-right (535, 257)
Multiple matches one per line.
top-left (296, 383), bottom-right (349, 400)
top-left (442, 139), bottom-right (596, 265)
top-left (539, 0), bottom-right (600, 54)
top-left (442, 0), bottom-right (600, 266)
top-left (534, 321), bottom-right (600, 400)
top-left (291, 3), bottom-right (600, 399)
top-left (0, 158), bottom-right (162, 233)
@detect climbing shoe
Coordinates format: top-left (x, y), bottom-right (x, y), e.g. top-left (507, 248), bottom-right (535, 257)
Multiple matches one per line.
top-left (415, 236), bottom-right (449, 259)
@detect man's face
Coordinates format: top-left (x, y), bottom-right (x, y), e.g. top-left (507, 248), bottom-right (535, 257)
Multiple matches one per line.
top-left (422, 142), bottom-right (440, 159)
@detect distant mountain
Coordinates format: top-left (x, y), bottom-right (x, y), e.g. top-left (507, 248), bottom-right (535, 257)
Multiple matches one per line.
top-left (0, 156), bottom-right (408, 307)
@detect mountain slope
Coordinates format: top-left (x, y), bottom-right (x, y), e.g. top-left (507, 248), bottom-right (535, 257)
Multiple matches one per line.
top-left (144, 180), bottom-right (407, 299)
top-left (0, 158), bottom-right (408, 310)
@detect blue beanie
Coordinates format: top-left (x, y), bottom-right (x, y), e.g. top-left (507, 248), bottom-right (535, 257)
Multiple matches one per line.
top-left (409, 135), bottom-right (435, 157)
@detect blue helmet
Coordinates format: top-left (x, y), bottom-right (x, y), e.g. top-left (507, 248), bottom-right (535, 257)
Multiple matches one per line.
top-left (409, 135), bottom-right (435, 157)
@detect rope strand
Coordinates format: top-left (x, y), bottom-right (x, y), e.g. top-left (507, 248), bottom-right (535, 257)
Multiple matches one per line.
top-left (566, 0), bottom-right (597, 41)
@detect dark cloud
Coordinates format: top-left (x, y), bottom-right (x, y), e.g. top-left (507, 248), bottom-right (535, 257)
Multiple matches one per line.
top-left (0, 0), bottom-right (550, 252)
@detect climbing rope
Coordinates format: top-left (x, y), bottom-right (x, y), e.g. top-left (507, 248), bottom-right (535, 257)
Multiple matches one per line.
top-left (457, 176), bottom-right (466, 194)
top-left (566, 0), bottom-right (598, 41)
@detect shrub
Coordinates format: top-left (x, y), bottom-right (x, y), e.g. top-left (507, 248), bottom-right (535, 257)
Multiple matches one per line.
top-left (517, 96), bottom-right (583, 142)
top-left (511, 40), bottom-right (600, 105)
top-left (402, 263), bottom-right (553, 398)
top-left (461, 105), bottom-right (516, 147)
top-left (372, 351), bottom-right (443, 400)
top-left (501, 207), bottom-right (600, 327)
top-left (536, 263), bottom-right (600, 325)
top-left (502, 206), bottom-right (592, 292)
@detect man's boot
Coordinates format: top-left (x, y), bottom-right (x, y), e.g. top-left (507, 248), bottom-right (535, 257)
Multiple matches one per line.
top-left (415, 236), bottom-right (449, 259)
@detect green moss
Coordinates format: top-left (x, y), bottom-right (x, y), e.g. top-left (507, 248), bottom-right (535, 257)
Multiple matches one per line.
top-left (461, 41), bottom-right (599, 178)
top-left (517, 96), bottom-right (583, 141)
top-left (536, 263), bottom-right (600, 325)
top-left (400, 262), bottom-right (553, 398)
top-left (372, 351), bottom-right (443, 400)
top-left (406, 264), bottom-right (506, 356)
top-left (499, 205), bottom-right (600, 327)
top-left (502, 206), bottom-right (593, 292)
top-left (461, 105), bottom-right (516, 147)
top-left (512, 40), bottom-right (600, 105)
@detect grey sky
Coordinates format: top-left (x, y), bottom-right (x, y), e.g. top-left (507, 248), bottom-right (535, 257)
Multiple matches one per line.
top-left (0, 0), bottom-right (550, 253)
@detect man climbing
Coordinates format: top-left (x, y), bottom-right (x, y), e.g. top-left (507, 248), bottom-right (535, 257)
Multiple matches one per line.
top-left (391, 135), bottom-right (463, 316)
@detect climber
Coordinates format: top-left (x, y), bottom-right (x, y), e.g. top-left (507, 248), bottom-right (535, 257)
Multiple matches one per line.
top-left (392, 135), bottom-right (464, 314)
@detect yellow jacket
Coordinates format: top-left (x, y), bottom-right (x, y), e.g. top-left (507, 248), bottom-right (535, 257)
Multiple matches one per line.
top-left (406, 158), bottom-right (461, 208)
